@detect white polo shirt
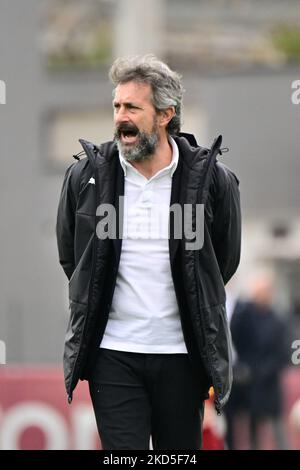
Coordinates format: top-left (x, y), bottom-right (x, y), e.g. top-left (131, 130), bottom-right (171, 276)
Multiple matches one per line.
top-left (100, 137), bottom-right (187, 354)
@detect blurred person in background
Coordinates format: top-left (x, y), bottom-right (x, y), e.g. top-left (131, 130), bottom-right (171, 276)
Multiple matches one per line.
top-left (56, 54), bottom-right (241, 450)
top-left (226, 273), bottom-right (290, 449)
top-left (224, 296), bottom-right (251, 449)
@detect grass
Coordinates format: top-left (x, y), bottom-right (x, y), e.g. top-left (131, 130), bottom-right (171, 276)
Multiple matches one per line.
top-left (272, 24), bottom-right (300, 62)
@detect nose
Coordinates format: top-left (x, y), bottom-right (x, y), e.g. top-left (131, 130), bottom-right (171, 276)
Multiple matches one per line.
top-left (114, 105), bottom-right (130, 125)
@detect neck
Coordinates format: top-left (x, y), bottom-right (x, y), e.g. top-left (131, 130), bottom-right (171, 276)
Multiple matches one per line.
top-left (129, 132), bottom-right (173, 179)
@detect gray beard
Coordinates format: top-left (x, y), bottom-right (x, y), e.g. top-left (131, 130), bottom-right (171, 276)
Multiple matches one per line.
top-left (115, 130), bottom-right (159, 162)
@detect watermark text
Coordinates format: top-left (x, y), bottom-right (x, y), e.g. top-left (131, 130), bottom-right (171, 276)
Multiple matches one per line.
top-left (96, 197), bottom-right (205, 250)
top-left (291, 339), bottom-right (300, 365)
top-left (291, 80), bottom-right (300, 105)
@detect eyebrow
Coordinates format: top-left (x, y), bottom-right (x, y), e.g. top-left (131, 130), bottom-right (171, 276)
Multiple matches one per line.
top-left (113, 101), bottom-right (143, 109)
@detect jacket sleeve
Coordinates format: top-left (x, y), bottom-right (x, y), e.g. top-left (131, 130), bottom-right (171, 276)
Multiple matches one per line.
top-left (211, 163), bottom-right (241, 285)
top-left (56, 163), bottom-right (78, 281)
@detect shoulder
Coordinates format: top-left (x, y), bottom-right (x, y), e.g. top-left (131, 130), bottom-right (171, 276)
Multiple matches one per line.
top-left (65, 156), bottom-right (88, 180)
top-left (211, 161), bottom-right (240, 201)
top-left (69, 156), bottom-right (89, 178)
top-left (215, 161), bottom-right (240, 187)
top-left (63, 157), bottom-right (91, 196)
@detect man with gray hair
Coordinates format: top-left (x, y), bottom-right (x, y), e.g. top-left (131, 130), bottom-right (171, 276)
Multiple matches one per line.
top-left (56, 54), bottom-right (241, 450)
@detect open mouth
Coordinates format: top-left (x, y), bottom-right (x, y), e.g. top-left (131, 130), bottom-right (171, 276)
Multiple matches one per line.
top-left (117, 124), bottom-right (139, 145)
top-left (121, 130), bottom-right (139, 144)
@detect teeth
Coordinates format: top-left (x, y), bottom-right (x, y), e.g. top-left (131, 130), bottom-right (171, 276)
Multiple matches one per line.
top-left (122, 133), bottom-right (137, 143)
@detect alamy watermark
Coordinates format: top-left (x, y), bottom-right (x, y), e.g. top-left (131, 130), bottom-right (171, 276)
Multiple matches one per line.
top-left (0, 79), bottom-right (6, 104)
top-left (96, 197), bottom-right (205, 250)
top-left (291, 340), bottom-right (300, 365)
top-left (0, 340), bottom-right (6, 364)
top-left (291, 80), bottom-right (300, 105)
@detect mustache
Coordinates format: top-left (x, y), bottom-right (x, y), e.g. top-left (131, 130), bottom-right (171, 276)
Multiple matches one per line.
top-left (114, 122), bottom-right (140, 139)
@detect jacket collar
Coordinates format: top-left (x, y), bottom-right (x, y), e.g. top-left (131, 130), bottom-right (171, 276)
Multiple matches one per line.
top-left (79, 132), bottom-right (209, 170)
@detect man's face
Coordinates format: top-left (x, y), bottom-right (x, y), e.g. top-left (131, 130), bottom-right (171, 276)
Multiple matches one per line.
top-left (113, 81), bottom-right (160, 161)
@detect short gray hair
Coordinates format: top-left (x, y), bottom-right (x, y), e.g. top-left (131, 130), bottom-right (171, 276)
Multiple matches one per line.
top-left (109, 54), bottom-right (184, 135)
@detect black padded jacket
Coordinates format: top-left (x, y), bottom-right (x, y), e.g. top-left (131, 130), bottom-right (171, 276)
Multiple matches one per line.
top-left (56, 133), bottom-right (241, 413)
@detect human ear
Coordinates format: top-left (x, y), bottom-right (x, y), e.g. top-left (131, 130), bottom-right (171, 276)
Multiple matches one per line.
top-left (158, 107), bottom-right (175, 128)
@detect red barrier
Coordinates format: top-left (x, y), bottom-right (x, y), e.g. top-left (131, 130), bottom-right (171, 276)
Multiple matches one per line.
top-left (0, 367), bottom-right (100, 450)
top-left (0, 366), bottom-right (225, 450)
top-left (2, 366), bottom-right (298, 450)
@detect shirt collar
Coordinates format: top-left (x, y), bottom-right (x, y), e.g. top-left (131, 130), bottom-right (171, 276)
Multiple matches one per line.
top-left (119, 136), bottom-right (179, 178)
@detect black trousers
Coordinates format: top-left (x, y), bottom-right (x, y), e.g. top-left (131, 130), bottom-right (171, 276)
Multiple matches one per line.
top-left (88, 348), bottom-right (205, 450)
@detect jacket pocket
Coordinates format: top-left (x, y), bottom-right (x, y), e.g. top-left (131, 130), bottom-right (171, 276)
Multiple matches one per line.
top-left (76, 181), bottom-right (97, 216)
top-left (69, 233), bottom-right (94, 304)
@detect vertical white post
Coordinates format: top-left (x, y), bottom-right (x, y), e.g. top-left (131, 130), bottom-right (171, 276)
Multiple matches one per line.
top-left (0, 340), bottom-right (6, 364)
top-left (0, 80), bottom-right (6, 104)
top-left (114, 0), bottom-right (165, 58)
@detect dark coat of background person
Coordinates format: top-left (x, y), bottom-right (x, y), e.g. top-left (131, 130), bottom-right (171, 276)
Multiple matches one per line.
top-left (56, 133), bottom-right (241, 413)
top-left (230, 299), bottom-right (290, 418)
